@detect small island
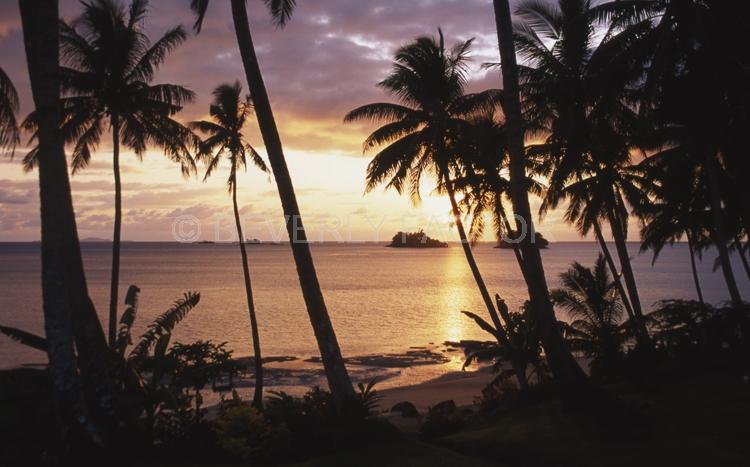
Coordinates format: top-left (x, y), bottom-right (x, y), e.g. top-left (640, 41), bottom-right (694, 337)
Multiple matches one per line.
top-left (496, 232), bottom-right (550, 249)
top-left (388, 229), bottom-right (448, 248)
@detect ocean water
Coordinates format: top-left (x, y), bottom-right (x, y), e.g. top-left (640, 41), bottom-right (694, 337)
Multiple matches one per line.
top-left (1, 241), bottom-right (748, 377)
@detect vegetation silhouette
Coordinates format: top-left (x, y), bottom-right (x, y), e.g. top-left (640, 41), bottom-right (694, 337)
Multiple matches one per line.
top-left (189, 0), bottom-right (357, 411)
top-left (190, 81), bottom-right (268, 409)
top-left (387, 230), bottom-right (447, 248)
top-left (23, 0), bottom-right (196, 347)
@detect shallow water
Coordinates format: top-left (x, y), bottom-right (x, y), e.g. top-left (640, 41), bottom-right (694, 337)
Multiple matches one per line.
top-left (1, 241), bottom-right (748, 392)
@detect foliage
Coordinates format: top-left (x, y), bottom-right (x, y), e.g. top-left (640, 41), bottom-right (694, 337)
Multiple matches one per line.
top-left (212, 404), bottom-right (290, 464)
top-left (0, 67), bottom-right (19, 155)
top-left (357, 378), bottom-right (384, 415)
top-left (552, 254), bottom-right (628, 380)
top-left (647, 300), bottom-right (749, 366)
top-left (21, 0), bottom-right (195, 173)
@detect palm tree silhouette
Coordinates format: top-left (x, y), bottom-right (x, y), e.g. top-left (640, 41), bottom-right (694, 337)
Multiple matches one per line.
top-left (451, 109), bottom-right (543, 270)
top-left (492, 0), bottom-right (602, 406)
top-left (0, 67), bottom-right (19, 154)
top-left (189, 1), bottom-right (357, 411)
top-left (552, 254), bottom-right (626, 381)
top-left (605, 0), bottom-right (746, 305)
top-left (24, 0), bottom-right (196, 347)
top-left (19, 0), bottom-right (117, 444)
top-left (190, 82), bottom-right (267, 409)
top-left (345, 30), bottom-right (513, 368)
top-left (512, 0), bottom-right (651, 345)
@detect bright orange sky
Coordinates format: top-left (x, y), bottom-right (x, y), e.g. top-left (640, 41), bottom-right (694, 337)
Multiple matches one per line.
top-left (0, 0), bottom-right (619, 242)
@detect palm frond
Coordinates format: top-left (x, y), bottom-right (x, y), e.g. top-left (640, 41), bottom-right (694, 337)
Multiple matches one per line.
top-left (0, 325), bottom-right (48, 352)
top-left (128, 291), bottom-right (200, 361)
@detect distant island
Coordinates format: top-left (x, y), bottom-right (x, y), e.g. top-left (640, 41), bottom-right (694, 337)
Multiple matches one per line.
top-left (496, 232), bottom-right (550, 249)
top-left (388, 230), bottom-right (448, 248)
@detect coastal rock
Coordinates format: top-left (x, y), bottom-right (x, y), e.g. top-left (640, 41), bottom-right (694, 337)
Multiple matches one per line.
top-left (391, 401), bottom-right (419, 418)
top-left (430, 399), bottom-right (457, 415)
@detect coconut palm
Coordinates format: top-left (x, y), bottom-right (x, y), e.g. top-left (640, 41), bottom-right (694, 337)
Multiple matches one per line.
top-left (512, 0), bottom-right (652, 345)
top-left (0, 67), bottom-right (19, 154)
top-left (638, 148), bottom-right (714, 306)
top-left (189, 0), bottom-right (357, 411)
top-left (552, 254), bottom-right (627, 380)
top-left (24, 0), bottom-right (196, 347)
top-left (492, 0), bottom-right (602, 406)
top-left (18, 0), bottom-right (115, 444)
top-left (598, 0), bottom-right (747, 305)
top-left (344, 30), bottom-right (515, 374)
top-left (451, 108), bottom-right (544, 270)
top-left (190, 82), bottom-right (267, 409)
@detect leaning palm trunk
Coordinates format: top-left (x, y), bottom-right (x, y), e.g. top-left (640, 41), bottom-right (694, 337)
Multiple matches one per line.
top-left (606, 208), bottom-right (651, 346)
top-left (704, 152), bottom-right (743, 306)
top-left (733, 236), bottom-right (750, 283)
top-left (231, 182), bottom-right (264, 409)
top-left (19, 0), bottom-right (110, 445)
top-left (687, 232), bottom-right (705, 306)
top-left (229, 0), bottom-right (355, 409)
top-left (591, 221), bottom-right (649, 345)
top-left (492, 0), bottom-right (601, 407)
top-left (445, 175), bottom-right (528, 390)
top-left (108, 114), bottom-right (122, 347)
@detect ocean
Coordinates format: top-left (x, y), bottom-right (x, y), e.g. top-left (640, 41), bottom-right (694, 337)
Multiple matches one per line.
top-left (1, 241), bottom-right (748, 393)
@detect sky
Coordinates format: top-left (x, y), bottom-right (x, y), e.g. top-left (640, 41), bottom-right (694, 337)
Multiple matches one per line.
top-left (0, 0), bottom-right (597, 243)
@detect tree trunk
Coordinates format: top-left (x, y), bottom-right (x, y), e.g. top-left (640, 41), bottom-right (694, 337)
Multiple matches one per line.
top-left (704, 152), bottom-right (743, 306)
top-left (606, 207), bottom-right (650, 346)
top-left (734, 236), bottom-right (750, 283)
top-left (592, 221), bottom-right (634, 321)
top-left (19, 0), bottom-right (107, 445)
top-left (445, 175), bottom-right (528, 389)
top-left (108, 115), bottom-right (121, 347)
top-left (497, 199), bottom-right (525, 272)
top-left (492, 0), bottom-right (602, 408)
top-left (687, 231), bottom-right (705, 306)
top-left (230, 0), bottom-right (355, 410)
top-left (232, 181), bottom-right (264, 409)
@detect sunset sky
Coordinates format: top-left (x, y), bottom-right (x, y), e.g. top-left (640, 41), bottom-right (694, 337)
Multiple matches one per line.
top-left (0, 0), bottom-right (598, 242)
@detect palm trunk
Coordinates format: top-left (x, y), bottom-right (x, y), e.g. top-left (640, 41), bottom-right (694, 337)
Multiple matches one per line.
top-left (687, 232), bottom-right (705, 306)
top-left (232, 182), bottom-right (264, 409)
top-left (704, 152), bottom-right (743, 306)
top-left (445, 175), bottom-right (528, 390)
top-left (19, 0), bottom-right (107, 445)
top-left (493, 0), bottom-right (601, 408)
top-left (497, 199), bottom-right (525, 272)
top-left (592, 221), bottom-right (648, 346)
top-left (230, 0), bottom-right (355, 410)
top-left (108, 115), bottom-right (121, 347)
top-left (733, 236), bottom-right (750, 283)
top-left (606, 208), bottom-right (650, 346)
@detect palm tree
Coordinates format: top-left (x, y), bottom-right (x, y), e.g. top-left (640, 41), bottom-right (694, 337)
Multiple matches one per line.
top-left (541, 157), bottom-right (653, 346)
top-left (638, 150), bottom-right (713, 306)
top-left (344, 30), bottom-right (515, 376)
top-left (0, 67), bottom-right (19, 154)
top-left (513, 0), bottom-right (652, 345)
top-left (190, 82), bottom-right (267, 409)
top-left (601, 0), bottom-right (747, 306)
top-left (452, 109), bottom-right (544, 271)
top-left (552, 254), bottom-right (626, 380)
top-left (18, 0), bottom-right (115, 445)
top-left (24, 0), bottom-right (196, 347)
top-left (492, 0), bottom-right (603, 407)
top-left (189, 0), bottom-right (357, 411)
